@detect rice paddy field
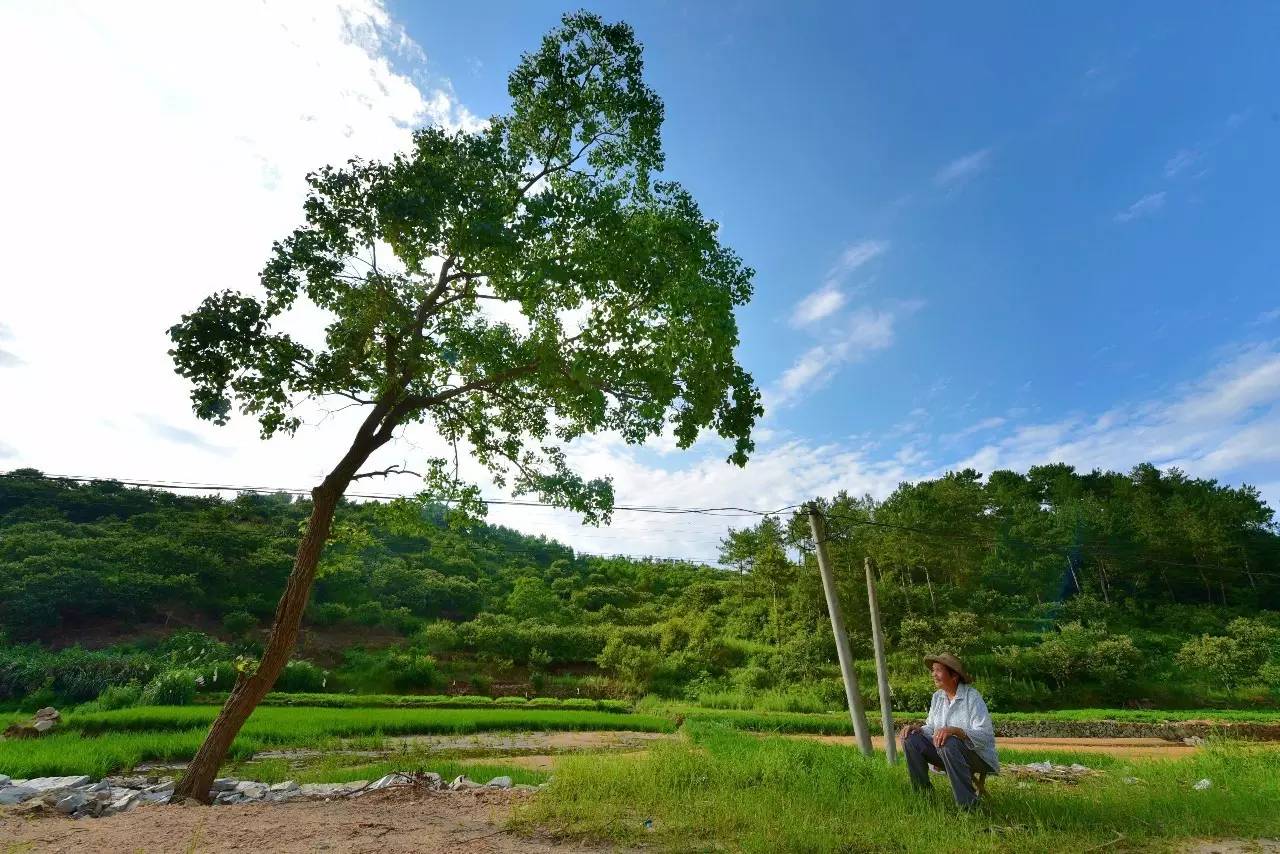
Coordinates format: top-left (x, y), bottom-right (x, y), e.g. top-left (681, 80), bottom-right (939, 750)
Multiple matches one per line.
top-left (4, 699), bottom-right (1280, 851)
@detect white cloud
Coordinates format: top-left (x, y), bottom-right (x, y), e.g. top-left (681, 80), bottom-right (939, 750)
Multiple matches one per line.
top-left (769, 309), bottom-right (897, 407)
top-left (827, 240), bottom-right (889, 281)
top-left (1114, 191), bottom-right (1166, 223)
top-left (790, 286), bottom-right (846, 327)
top-left (935, 148), bottom-right (992, 187)
top-left (1164, 148), bottom-right (1200, 178)
top-left (1252, 308), bottom-right (1280, 326)
top-left (790, 240), bottom-right (888, 327)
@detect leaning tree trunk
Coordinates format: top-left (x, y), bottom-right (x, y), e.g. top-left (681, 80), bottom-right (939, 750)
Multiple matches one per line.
top-left (172, 402), bottom-right (396, 803)
top-left (172, 482), bottom-right (344, 802)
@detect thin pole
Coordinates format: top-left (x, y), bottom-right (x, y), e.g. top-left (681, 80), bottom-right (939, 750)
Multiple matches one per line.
top-left (807, 504), bottom-right (872, 756)
top-left (865, 557), bottom-right (896, 765)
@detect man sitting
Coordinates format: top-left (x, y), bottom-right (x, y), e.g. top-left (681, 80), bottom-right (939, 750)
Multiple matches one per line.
top-left (897, 652), bottom-right (998, 810)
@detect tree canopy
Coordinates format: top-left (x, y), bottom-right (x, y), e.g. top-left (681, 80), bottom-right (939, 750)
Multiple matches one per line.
top-left (168, 12), bottom-right (761, 522)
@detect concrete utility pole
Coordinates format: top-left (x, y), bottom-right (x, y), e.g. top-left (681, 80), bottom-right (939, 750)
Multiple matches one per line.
top-left (807, 504), bottom-right (872, 756)
top-left (865, 557), bottom-right (896, 765)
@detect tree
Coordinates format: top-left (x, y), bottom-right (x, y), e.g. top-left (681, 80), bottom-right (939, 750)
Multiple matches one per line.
top-left (166, 13), bottom-right (760, 802)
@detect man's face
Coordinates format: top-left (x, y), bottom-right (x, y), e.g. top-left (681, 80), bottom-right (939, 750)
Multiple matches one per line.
top-left (931, 662), bottom-right (955, 690)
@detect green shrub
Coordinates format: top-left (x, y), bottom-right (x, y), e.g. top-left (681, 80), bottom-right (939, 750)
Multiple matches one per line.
top-left (560, 697), bottom-right (598, 710)
top-left (470, 673), bottom-right (493, 696)
top-left (417, 621), bottom-right (460, 653)
top-left (494, 695), bottom-right (529, 706)
top-left (529, 697), bottom-right (561, 708)
top-left (1177, 635), bottom-right (1251, 691)
top-left (275, 660), bottom-right (329, 693)
top-left (141, 669), bottom-right (199, 705)
top-left (94, 682), bottom-right (142, 710)
top-left (221, 610), bottom-right (257, 639)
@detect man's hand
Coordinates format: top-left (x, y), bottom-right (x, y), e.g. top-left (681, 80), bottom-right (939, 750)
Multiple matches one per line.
top-left (898, 722), bottom-right (922, 742)
top-left (932, 726), bottom-right (966, 748)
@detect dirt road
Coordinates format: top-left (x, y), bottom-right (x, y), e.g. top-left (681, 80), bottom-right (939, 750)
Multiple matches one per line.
top-left (0, 788), bottom-right (610, 854)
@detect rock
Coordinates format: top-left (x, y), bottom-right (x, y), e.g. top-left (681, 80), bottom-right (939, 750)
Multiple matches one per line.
top-left (420, 772), bottom-right (443, 789)
top-left (1183, 735), bottom-right (1206, 747)
top-left (449, 775), bottom-right (481, 791)
top-left (269, 780), bottom-right (299, 793)
top-left (0, 785), bottom-right (38, 805)
top-left (1193, 778), bottom-right (1213, 791)
top-left (369, 773), bottom-right (413, 791)
top-left (104, 791), bottom-right (140, 815)
top-left (215, 791), bottom-right (245, 805)
top-left (33, 719), bottom-right (56, 733)
top-left (484, 776), bottom-right (513, 789)
top-left (20, 775), bottom-right (91, 792)
top-left (0, 774), bottom-right (11, 787)
top-left (55, 791), bottom-right (89, 814)
top-left (512, 784), bottom-right (539, 793)
top-left (297, 783), bottom-right (352, 798)
top-left (139, 781), bottom-right (174, 804)
top-left (235, 781), bottom-right (267, 797)
top-left (210, 778), bottom-right (239, 792)
top-left (35, 707), bottom-right (60, 721)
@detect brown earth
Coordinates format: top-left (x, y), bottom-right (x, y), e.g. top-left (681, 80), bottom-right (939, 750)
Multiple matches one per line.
top-left (0, 788), bottom-right (618, 854)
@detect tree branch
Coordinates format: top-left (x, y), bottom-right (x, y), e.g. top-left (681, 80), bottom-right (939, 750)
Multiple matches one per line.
top-left (351, 465), bottom-right (422, 481)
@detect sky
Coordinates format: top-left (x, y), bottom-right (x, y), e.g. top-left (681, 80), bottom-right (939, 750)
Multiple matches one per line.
top-left (1, 1), bottom-right (1278, 563)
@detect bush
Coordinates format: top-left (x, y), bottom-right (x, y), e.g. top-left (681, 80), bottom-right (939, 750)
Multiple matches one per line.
top-left (417, 621), bottom-right (460, 653)
top-left (529, 697), bottom-right (561, 708)
top-left (470, 673), bottom-right (493, 696)
top-left (494, 695), bottom-right (528, 706)
top-left (222, 610), bottom-right (257, 639)
top-left (275, 660), bottom-right (329, 693)
top-left (1177, 635), bottom-right (1251, 691)
top-left (141, 668), bottom-right (199, 705)
top-left (94, 682), bottom-right (142, 710)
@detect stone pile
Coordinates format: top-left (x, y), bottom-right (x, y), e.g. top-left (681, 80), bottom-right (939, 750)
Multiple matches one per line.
top-left (1, 707), bottom-right (61, 739)
top-left (0, 770), bottom-right (537, 818)
top-left (1003, 760), bottom-right (1102, 784)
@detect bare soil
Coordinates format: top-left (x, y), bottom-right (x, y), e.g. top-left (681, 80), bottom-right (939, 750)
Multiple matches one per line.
top-left (0, 788), bottom-right (615, 854)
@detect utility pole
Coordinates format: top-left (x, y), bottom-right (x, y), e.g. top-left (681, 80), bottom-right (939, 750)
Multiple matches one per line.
top-left (865, 557), bottom-right (896, 765)
top-left (807, 503), bottom-right (872, 756)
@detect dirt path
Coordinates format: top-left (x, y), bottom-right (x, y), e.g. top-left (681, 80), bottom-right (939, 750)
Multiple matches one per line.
top-left (785, 734), bottom-right (1199, 758)
top-left (0, 788), bottom-right (613, 854)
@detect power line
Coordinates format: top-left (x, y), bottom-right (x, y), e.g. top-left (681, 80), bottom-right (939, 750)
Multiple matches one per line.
top-left (0, 471), bottom-right (802, 519)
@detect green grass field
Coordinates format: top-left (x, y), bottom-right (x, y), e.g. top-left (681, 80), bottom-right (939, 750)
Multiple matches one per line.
top-left (5, 700), bottom-right (1280, 779)
top-left (516, 721), bottom-right (1280, 852)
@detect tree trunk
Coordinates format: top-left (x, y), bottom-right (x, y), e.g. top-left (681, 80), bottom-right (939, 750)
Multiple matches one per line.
top-left (173, 401), bottom-right (398, 803)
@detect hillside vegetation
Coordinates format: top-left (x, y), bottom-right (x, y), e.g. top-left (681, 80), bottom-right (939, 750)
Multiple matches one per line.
top-left (1, 466), bottom-right (1278, 712)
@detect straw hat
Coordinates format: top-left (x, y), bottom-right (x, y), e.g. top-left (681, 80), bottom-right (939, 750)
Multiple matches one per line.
top-left (923, 652), bottom-right (972, 684)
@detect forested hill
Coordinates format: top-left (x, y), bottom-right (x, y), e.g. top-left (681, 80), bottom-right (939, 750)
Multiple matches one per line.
top-left (2, 465), bottom-right (1278, 711)
top-left (0, 469), bottom-right (718, 642)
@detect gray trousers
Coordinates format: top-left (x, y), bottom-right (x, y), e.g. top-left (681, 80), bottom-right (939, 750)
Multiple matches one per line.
top-left (902, 730), bottom-right (992, 807)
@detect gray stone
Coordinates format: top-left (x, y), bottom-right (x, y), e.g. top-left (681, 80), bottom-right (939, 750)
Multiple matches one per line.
top-left (215, 791), bottom-right (245, 805)
top-left (139, 782), bottom-right (173, 804)
top-left (269, 780), bottom-right (299, 793)
top-left (369, 773), bottom-right (413, 790)
top-left (296, 783), bottom-right (351, 798)
top-left (210, 778), bottom-right (239, 792)
top-left (449, 775), bottom-right (481, 791)
top-left (21, 775), bottom-right (91, 792)
top-left (32, 719), bottom-right (55, 733)
top-left (484, 776), bottom-right (513, 789)
top-left (0, 785), bottom-right (39, 805)
top-left (103, 791), bottom-right (140, 816)
top-left (0, 774), bottom-right (10, 787)
top-left (512, 784), bottom-right (539, 793)
top-left (55, 791), bottom-right (89, 815)
top-left (35, 707), bottom-right (60, 721)
top-left (83, 780), bottom-right (110, 793)
top-left (234, 781), bottom-right (267, 799)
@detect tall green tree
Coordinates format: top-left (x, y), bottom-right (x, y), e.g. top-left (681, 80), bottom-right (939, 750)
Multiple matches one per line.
top-left (166, 13), bottom-right (760, 801)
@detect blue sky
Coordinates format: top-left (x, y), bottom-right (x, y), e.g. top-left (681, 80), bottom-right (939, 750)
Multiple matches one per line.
top-left (1, 2), bottom-right (1277, 560)
top-left (392, 2), bottom-right (1280, 490)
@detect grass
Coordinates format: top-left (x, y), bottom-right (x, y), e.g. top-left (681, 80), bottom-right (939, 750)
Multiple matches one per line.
top-left (516, 721), bottom-right (1280, 852)
top-left (197, 691), bottom-right (632, 712)
top-left (0, 705), bottom-right (672, 778)
top-left (228, 754), bottom-right (548, 787)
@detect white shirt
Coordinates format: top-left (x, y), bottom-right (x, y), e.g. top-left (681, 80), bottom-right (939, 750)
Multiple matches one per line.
top-left (919, 682), bottom-right (999, 773)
